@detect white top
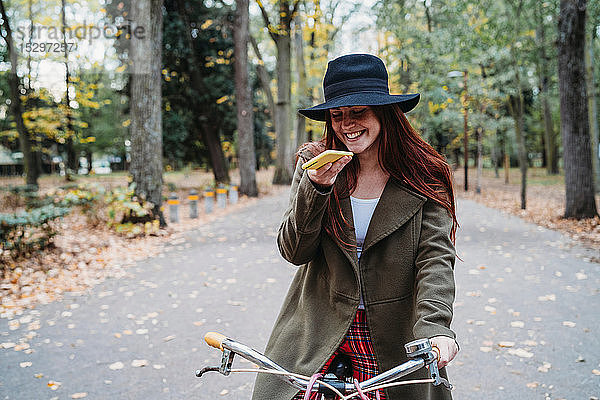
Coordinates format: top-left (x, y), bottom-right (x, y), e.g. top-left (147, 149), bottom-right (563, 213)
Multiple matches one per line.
top-left (350, 196), bottom-right (380, 309)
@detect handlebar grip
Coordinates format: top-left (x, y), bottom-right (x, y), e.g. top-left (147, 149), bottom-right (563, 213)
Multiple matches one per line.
top-left (205, 332), bottom-right (227, 350)
top-left (431, 345), bottom-right (440, 361)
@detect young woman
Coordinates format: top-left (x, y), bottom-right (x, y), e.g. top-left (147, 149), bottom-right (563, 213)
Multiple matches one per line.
top-left (252, 54), bottom-right (459, 400)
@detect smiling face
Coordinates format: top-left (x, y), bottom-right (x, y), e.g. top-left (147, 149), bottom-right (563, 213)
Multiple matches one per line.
top-left (329, 106), bottom-right (381, 157)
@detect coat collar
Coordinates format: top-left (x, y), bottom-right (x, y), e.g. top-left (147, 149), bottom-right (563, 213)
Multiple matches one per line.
top-left (334, 175), bottom-right (427, 267)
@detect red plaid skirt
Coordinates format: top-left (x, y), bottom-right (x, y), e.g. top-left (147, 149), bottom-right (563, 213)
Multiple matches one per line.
top-left (291, 309), bottom-right (386, 400)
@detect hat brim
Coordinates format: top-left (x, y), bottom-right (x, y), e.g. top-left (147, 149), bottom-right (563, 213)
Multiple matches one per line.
top-left (298, 93), bottom-right (420, 121)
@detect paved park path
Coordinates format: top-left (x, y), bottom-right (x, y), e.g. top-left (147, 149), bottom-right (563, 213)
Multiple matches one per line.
top-left (1, 189), bottom-right (599, 399)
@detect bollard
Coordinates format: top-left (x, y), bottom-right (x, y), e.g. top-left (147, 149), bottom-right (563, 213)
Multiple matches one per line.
top-left (188, 189), bottom-right (199, 219)
top-left (204, 188), bottom-right (214, 214)
top-left (168, 192), bottom-right (179, 223)
top-left (229, 184), bottom-right (238, 205)
top-left (216, 185), bottom-right (227, 209)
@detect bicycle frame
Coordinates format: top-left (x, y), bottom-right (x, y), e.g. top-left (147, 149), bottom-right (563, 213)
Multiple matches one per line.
top-left (197, 332), bottom-right (452, 397)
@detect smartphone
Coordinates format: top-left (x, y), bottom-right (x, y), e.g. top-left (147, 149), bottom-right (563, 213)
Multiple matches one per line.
top-left (301, 150), bottom-right (353, 170)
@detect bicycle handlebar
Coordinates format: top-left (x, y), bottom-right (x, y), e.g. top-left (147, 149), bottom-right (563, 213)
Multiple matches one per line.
top-left (197, 333), bottom-right (452, 395)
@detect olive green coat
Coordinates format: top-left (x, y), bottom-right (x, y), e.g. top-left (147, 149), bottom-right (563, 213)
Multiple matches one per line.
top-left (252, 155), bottom-right (457, 400)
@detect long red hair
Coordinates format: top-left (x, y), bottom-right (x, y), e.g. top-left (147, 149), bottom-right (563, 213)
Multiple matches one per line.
top-left (297, 103), bottom-right (458, 247)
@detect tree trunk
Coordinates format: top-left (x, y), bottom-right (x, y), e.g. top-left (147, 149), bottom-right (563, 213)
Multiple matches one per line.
top-left (62, 0), bottom-right (78, 179)
top-left (476, 127), bottom-right (482, 194)
top-left (234, 0), bottom-right (257, 196)
top-left (504, 152), bottom-right (510, 185)
top-left (0, 0), bottom-right (36, 186)
top-left (175, 0), bottom-right (230, 184)
top-left (272, 34), bottom-right (293, 184)
top-left (129, 0), bottom-right (165, 225)
top-left (508, 94), bottom-right (528, 209)
top-left (585, 25), bottom-right (600, 193)
top-left (492, 131), bottom-right (500, 178)
top-left (249, 36), bottom-right (277, 136)
top-left (257, 0), bottom-right (298, 185)
top-left (536, 3), bottom-right (559, 175)
top-left (294, 23), bottom-right (309, 149)
top-left (558, 0), bottom-right (598, 218)
top-left (506, 0), bottom-right (528, 209)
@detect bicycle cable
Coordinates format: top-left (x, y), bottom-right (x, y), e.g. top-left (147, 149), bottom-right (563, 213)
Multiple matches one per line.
top-left (229, 368), bottom-right (436, 400)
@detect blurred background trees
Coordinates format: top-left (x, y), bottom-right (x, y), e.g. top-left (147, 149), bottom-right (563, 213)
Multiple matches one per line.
top-left (0, 0), bottom-right (597, 218)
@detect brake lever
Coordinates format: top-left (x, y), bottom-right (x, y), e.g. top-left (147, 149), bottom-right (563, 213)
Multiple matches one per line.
top-left (196, 347), bottom-right (236, 378)
top-left (427, 358), bottom-right (453, 390)
top-left (404, 339), bottom-right (453, 391)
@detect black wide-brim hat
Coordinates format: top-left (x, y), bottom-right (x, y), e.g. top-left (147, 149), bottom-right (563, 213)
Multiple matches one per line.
top-left (298, 54), bottom-right (420, 121)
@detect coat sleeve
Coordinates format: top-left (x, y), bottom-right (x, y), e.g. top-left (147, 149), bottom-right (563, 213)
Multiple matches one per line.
top-left (277, 158), bottom-right (333, 265)
top-left (412, 199), bottom-right (457, 341)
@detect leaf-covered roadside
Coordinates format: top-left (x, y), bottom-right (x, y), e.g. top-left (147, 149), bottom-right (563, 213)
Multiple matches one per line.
top-left (453, 168), bottom-right (600, 256)
top-left (0, 181), bottom-right (285, 322)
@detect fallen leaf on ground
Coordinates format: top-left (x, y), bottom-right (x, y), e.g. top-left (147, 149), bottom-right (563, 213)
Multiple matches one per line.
top-left (538, 362), bottom-right (551, 372)
top-left (562, 321), bottom-right (576, 328)
top-left (109, 361), bottom-right (124, 370)
top-left (498, 341), bottom-right (515, 348)
top-left (537, 294), bottom-right (556, 301)
top-left (131, 359), bottom-right (148, 367)
top-left (508, 348), bottom-right (534, 358)
top-left (71, 393), bottom-right (87, 399)
top-left (575, 272), bottom-right (587, 280)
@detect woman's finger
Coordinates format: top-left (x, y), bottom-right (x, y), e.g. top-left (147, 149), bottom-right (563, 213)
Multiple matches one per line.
top-left (307, 156), bottom-right (351, 186)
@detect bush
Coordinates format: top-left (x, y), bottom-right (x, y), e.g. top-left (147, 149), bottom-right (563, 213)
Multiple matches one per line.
top-left (0, 184), bottom-right (41, 209)
top-left (105, 183), bottom-right (159, 237)
top-left (0, 204), bottom-right (71, 259)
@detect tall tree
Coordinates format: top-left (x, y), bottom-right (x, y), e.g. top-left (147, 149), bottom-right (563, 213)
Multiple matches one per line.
top-left (235, 0), bottom-right (258, 196)
top-left (294, 21), bottom-right (309, 149)
top-left (558, 0), bottom-right (598, 218)
top-left (506, 0), bottom-right (530, 209)
top-left (173, 0), bottom-right (231, 184)
top-left (61, 0), bottom-right (77, 177)
top-left (585, 17), bottom-right (600, 192)
top-left (129, 0), bottom-right (166, 225)
top-left (256, 0), bottom-right (301, 184)
top-left (536, 0), bottom-right (559, 175)
top-left (0, 0), bottom-right (36, 185)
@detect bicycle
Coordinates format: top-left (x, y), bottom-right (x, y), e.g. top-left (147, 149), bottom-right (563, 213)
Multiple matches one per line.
top-left (196, 332), bottom-right (453, 400)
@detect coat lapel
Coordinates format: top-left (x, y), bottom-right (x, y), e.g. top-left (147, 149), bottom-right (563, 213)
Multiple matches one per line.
top-left (362, 179), bottom-right (426, 254)
top-left (331, 175), bottom-right (426, 270)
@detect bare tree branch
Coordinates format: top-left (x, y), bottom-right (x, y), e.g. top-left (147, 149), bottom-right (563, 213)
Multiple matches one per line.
top-left (249, 34), bottom-right (277, 132)
top-left (290, 0), bottom-right (302, 21)
top-left (256, 0), bottom-right (278, 41)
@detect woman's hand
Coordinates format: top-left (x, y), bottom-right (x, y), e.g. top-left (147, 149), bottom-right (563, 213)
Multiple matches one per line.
top-left (307, 155), bottom-right (352, 187)
top-left (429, 336), bottom-right (458, 369)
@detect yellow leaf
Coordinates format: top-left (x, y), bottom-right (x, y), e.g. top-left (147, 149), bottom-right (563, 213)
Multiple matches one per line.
top-left (216, 96), bottom-right (228, 104)
top-left (122, 119), bottom-right (131, 127)
top-left (115, 64), bottom-right (127, 73)
top-left (201, 20), bottom-right (213, 30)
